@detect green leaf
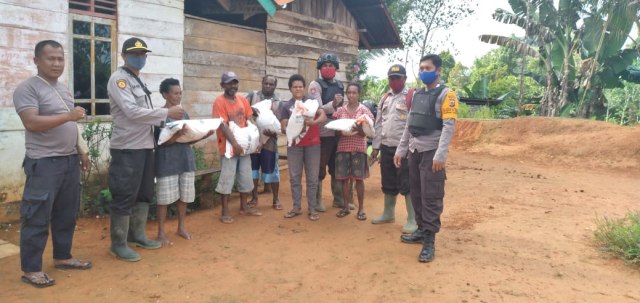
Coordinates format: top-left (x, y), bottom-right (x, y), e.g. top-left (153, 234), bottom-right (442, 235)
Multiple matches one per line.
top-left (479, 35), bottom-right (539, 57)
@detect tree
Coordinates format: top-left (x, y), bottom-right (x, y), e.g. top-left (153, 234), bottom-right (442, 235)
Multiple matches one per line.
top-left (447, 62), bottom-right (470, 91)
top-left (383, 0), bottom-right (475, 66)
top-left (438, 50), bottom-right (456, 83)
top-left (480, 0), bottom-right (640, 119)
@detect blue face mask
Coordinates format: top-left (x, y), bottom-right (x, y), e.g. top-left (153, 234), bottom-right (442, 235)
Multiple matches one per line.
top-left (126, 55), bottom-right (146, 70)
top-left (419, 71), bottom-right (439, 85)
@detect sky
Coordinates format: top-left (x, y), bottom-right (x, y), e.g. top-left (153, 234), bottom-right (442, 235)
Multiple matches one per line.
top-left (366, 0), bottom-right (524, 79)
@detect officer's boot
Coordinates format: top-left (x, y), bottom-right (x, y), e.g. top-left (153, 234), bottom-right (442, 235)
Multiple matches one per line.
top-left (372, 194), bottom-right (396, 224)
top-left (400, 229), bottom-right (425, 244)
top-left (128, 203), bottom-right (161, 249)
top-left (110, 215), bottom-right (141, 262)
top-left (402, 195), bottom-right (418, 234)
top-left (418, 231), bottom-right (436, 263)
top-left (315, 181), bottom-right (326, 212)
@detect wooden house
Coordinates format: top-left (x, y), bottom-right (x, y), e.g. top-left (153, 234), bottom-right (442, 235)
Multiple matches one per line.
top-left (0, 0), bottom-right (401, 222)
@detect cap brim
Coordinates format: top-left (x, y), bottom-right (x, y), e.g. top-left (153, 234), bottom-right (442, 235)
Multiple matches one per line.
top-left (222, 78), bottom-right (239, 83)
top-left (388, 73), bottom-right (406, 77)
top-left (125, 47), bottom-right (152, 53)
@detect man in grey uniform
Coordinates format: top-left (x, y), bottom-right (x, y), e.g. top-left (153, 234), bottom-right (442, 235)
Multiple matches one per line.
top-left (13, 40), bottom-right (92, 288)
top-left (394, 54), bottom-right (459, 263)
top-left (107, 37), bottom-right (184, 261)
top-left (370, 64), bottom-right (417, 234)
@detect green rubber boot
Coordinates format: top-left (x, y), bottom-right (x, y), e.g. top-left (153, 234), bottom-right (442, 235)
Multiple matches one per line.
top-left (332, 178), bottom-right (355, 210)
top-left (315, 181), bottom-right (326, 212)
top-left (110, 215), bottom-right (141, 262)
top-left (402, 195), bottom-right (418, 234)
top-left (128, 203), bottom-right (161, 250)
top-left (372, 194), bottom-right (396, 224)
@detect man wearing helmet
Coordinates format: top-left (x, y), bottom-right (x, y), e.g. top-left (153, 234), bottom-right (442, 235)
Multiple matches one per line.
top-left (307, 53), bottom-right (353, 212)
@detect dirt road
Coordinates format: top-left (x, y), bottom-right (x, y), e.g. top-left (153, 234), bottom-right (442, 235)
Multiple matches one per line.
top-left (1, 118), bottom-right (639, 302)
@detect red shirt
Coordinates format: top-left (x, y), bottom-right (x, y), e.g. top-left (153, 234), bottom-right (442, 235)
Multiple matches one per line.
top-left (280, 98), bottom-right (321, 147)
top-left (212, 94), bottom-right (253, 155)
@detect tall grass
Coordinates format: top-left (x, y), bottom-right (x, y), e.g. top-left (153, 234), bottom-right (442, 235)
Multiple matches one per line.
top-left (594, 211), bottom-right (640, 266)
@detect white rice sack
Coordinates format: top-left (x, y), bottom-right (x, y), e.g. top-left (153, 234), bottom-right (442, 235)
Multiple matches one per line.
top-left (325, 118), bottom-right (357, 136)
top-left (251, 99), bottom-right (273, 115)
top-left (356, 115), bottom-right (375, 138)
top-left (286, 101), bottom-right (307, 146)
top-left (225, 121), bottom-right (260, 158)
top-left (157, 118), bottom-right (222, 145)
top-left (301, 99), bottom-right (320, 117)
top-left (256, 113), bottom-right (281, 145)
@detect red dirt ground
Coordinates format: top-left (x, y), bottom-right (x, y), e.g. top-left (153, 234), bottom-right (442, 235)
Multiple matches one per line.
top-left (1, 117), bottom-right (639, 302)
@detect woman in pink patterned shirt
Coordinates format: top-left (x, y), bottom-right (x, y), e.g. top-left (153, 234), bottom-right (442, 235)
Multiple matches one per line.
top-left (332, 82), bottom-right (374, 221)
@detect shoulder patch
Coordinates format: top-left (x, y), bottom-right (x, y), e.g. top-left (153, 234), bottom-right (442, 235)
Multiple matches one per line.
top-left (116, 79), bottom-right (127, 89)
top-left (441, 91), bottom-right (459, 119)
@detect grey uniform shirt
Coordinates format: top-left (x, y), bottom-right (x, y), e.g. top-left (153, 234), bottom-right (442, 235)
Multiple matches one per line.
top-left (372, 88), bottom-right (410, 149)
top-left (395, 85), bottom-right (456, 163)
top-left (308, 80), bottom-right (340, 138)
top-left (13, 76), bottom-right (77, 159)
top-left (108, 67), bottom-right (167, 149)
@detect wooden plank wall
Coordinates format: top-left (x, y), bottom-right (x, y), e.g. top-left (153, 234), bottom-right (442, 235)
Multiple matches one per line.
top-left (0, 0), bottom-right (70, 203)
top-left (289, 0), bottom-right (356, 29)
top-left (183, 17), bottom-right (266, 118)
top-left (118, 0), bottom-right (185, 108)
top-left (265, 9), bottom-right (359, 99)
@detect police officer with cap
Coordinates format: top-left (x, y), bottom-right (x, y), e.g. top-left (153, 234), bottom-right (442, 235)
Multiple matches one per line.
top-left (107, 37), bottom-right (184, 262)
top-left (370, 64), bottom-right (418, 234)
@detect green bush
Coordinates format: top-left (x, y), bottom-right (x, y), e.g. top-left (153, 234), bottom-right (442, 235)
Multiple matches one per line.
top-left (594, 211), bottom-right (640, 266)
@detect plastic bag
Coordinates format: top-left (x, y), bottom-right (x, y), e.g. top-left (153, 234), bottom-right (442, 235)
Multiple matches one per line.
top-left (252, 99), bottom-right (281, 145)
top-left (158, 118), bottom-right (222, 145)
top-left (286, 100), bottom-right (319, 146)
top-left (225, 121), bottom-right (260, 158)
top-left (324, 115), bottom-right (375, 137)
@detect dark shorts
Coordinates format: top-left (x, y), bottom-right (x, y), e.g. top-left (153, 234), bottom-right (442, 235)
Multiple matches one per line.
top-left (335, 152), bottom-right (369, 180)
top-left (379, 144), bottom-right (410, 196)
top-left (251, 149), bottom-right (276, 174)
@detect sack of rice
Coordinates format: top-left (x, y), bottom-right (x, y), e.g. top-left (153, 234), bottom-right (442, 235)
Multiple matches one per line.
top-left (225, 121), bottom-right (260, 158)
top-left (157, 118), bottom-right (222, 145)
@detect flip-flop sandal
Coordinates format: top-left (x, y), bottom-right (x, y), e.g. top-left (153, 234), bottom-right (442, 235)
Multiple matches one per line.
top-left (247, 200), bottom-right (258, 208)
top-left (21, 273), bottom-right (55, 288)
top-left (240, 209), bottom-right (263, 216)
top-left (357, 212), bottom-right (367, 221)
top-left (308, 212), bottom-right (320, 221)
top-left (220, 216), bottom-right (234, 224)
top-left (54, 259), bottom-right (92, 270)
top-left (272, 201), bottom-right (283, 210)
top-left (284, 210), bottom-right (302, 218)
top-left (336, 209), bottom-right (351, 218)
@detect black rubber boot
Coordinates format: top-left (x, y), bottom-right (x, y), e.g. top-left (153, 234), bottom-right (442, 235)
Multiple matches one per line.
top-left (418, 231), bottom-right (436, 263)
top-left (110, 215), bottom-right (141, 262)
top-left (400, 229), bottom-right (425, 244)
top-left (128, 203), bottom-right (161, 249)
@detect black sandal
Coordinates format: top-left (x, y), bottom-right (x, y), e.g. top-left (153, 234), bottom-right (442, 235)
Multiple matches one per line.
top-left (21, 273), bottom-right (55, 288)
top-left (336, 209), bottom-right (350, 218)
top-left (284, 209), bottom-right (302, 218)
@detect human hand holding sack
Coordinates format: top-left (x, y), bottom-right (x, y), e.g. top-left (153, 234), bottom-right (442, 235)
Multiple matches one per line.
top-left (225, 121), bottom-right (260, 158)
top-left (252, 99), bottom-right (282, 145)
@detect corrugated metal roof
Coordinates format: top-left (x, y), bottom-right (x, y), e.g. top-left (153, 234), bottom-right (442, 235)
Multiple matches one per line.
top-left (341, 0), bottom-right (403, 49)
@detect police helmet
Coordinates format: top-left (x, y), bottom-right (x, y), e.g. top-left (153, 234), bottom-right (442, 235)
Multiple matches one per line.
top-left (317, 53), bottom-right (340, 70)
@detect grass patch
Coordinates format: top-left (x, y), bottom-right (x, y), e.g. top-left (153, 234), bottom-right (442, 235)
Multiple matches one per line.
top-left (594, 211), bottom-right (640, 266)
